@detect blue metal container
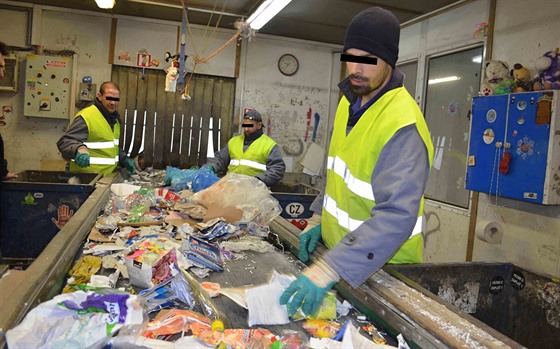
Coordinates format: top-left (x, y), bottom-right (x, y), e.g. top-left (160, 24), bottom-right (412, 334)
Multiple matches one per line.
top-left (0, 170), bottom-right (100, 260)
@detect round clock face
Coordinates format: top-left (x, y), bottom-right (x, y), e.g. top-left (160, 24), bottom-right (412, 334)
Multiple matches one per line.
top-left (278, 54), bottom-right (299, 76)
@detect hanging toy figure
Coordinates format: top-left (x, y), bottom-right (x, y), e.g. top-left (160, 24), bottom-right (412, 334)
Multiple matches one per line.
top-left (165, 60), bottom-right (179, 92)
top-left (164, 52), bottom-right (180, 92)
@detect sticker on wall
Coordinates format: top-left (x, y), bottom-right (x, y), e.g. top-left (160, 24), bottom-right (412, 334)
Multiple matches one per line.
top-left (489, 276), bottom-right (504, 295)
top-left (516, 135), bottom-right (534, 159)
top-left (516, 100), bottom-right (527, 111)
top-left (137, 49), bottom-right (152, 67)
top-left (483, 128), bottom-right (495, 144)
top-left (486, 109), bottom-right (497, 123)
top-left (447, 100), bottom-right (458, 116)
top-left (511, 270), bottom-right (525, 290)
top-left (517, 116), bottom-right (525, 124)
top-left (119, 50), bottom-right (131, 62)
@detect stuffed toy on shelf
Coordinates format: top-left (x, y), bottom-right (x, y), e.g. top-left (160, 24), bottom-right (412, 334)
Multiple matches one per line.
top-left (480, 60), bottom-right (513, 96)
top-left (533, 48), bottom-right (560, 91)
top-left (512, 63), bottom-right (533, 93)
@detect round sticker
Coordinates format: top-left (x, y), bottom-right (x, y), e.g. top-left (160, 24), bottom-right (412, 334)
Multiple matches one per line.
top-left (486, 109), bottom-right (497, 123)
top-left (511, 270), bottom-right (525, 290)
top-left (518, 116), bottom-right (525, 124)
top-left (517, 100), bottom-right (527, 111)
top-left (489, 276), bottom-right (505, 295)
top-left (483, 128), bottom-right (495, 144)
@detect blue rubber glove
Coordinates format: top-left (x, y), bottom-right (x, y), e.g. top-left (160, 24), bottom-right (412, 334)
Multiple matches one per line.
top-left (75, 152), bottom-right (90, 168)
top-left (123, 158), bottom-right (136, 174)
top-left (299, 225), bottom-right (322, 262)
top-left (279, 275), bottom-right (334, 317)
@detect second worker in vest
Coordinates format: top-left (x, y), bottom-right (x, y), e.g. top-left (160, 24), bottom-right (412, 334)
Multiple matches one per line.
top-left (57, 82), bottom-right (137, 176)
top-left (279, 7), bottom-right (434, 317)
top-left (204, 109), bottom-right (286, 187)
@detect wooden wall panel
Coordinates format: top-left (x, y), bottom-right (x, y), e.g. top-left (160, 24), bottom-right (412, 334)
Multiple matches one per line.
top-left (111, 66), bottom-right (235, 170)
top-left (152, 73), bottom-right (168, 169)
top-left (198, 78), bottom-right (214, 166)
top-left (143, 73), bottom-right (158, 167)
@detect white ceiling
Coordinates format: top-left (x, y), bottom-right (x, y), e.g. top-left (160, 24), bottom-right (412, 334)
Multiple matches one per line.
top-left (10, 0), bottom-right (468, 45)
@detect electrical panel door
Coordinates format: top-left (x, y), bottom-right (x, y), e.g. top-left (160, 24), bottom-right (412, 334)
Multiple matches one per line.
top-left (24, 54), bottom-right (73, 119)
top-left (466, 91), bottom-right (560, 204)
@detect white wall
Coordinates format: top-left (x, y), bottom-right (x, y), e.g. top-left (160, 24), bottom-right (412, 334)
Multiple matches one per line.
top-left (1, 0), bottom-right (559, 277)
top-left (240, 35), bottom-right (341, 172)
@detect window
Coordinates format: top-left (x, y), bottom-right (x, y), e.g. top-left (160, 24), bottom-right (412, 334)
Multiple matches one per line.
top-left (423, 46), bottom-right (483, 208)
top-left (397, 60), bottom-right (418, 103)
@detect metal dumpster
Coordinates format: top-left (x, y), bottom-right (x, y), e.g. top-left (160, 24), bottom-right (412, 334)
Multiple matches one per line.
top-left (270, 182), bottom-right (320, 230)
top-left (386, 263), bottom-right (560, 348)
top-left (0, 170), bottom-right (100, 263)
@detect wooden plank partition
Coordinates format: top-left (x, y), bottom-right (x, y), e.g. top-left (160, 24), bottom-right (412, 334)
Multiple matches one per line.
top-left (111, 66), bottom-right (235, 169)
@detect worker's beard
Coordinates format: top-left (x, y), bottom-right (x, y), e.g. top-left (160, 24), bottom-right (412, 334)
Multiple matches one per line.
top-left (349, 65), bottom-right (391, 97)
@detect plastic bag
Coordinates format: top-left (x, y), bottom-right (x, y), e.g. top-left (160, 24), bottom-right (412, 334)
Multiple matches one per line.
top-left (164, 166), bottom-right (198, 192)
top-left (6, 290), bottom-right (146, 349)
top-left (191, 166), bottom-right (220, 192)
top-left (190, 173), bottom-right (282, 225)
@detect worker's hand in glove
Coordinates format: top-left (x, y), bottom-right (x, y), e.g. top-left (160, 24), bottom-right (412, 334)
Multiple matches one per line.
top-left (123, 158), bottom-right (137, 175)
top-left (279, 259), bottom-right (339, 317)
top-left (75, 149), bottom-right (90, 168)
top-left (299, 224), bottom-right (322, 262)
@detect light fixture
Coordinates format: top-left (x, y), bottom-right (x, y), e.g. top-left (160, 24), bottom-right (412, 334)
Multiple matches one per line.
top-left (95, 0), bottom-right (115, 9)
top-left (428, 76), bottom-right (461, 85)
top-left (472, 55), bottom-right (482, 63)
top-left (247, 0), bottom-right (292, 30)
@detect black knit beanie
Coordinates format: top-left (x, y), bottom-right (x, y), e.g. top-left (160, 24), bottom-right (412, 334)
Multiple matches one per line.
top-left (343, 7), bottom-right (400, 68)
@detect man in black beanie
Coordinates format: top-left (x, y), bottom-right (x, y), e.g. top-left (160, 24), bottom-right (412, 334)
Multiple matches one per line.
top-left (281, 7), bottom-right (435, 317)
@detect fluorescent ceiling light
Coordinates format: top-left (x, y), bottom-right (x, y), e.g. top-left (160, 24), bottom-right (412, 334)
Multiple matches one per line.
top-left (248, 0), bottom-right (292, 30)
top-left (472, 55), bottom-right (482, 63)
top-left (96, 0), bottom-right (115, 9)
top-left (428, 76), bottom-right (461, 84)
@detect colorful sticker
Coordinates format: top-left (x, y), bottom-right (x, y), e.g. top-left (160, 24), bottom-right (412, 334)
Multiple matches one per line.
top-left (516, 136), bottom-right (534, 159)
top-left (486, 109), bottom-right (497, 123)
top-left (483, 128), bottom-right (495, 144)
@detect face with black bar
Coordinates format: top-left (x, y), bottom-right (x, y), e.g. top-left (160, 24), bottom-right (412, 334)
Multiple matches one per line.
top-left (97, 86), bottom-right (120, 113)
top-left (343, 48), bottom-right (392, 99)
top-left (242, 119), bottom-right (261, 136)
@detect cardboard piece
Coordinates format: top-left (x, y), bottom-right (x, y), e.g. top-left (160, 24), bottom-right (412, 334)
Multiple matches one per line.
top-left (300, 142), bottom-right (324, 175)
top-left (203, 203), bottom-right (243, 224)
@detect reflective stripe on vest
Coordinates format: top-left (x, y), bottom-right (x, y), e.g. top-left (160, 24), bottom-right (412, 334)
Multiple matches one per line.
top-left (229, 158), bottom-right (267, 171)
top-left (68, 104), bottom-right (120, 175)
top-left (83, 139), bottom-right (119, 149)
top-left (327, 155), bottom-right (375, 201)
top-left (323, 192), bottom-right (423, 236)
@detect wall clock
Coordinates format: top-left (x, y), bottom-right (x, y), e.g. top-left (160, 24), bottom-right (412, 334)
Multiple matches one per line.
top-left (278, 53), bottom-right (299, 76)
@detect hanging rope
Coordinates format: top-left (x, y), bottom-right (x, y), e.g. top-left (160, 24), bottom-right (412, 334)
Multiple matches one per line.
top-left (178, 0), bottom-right (255, 99)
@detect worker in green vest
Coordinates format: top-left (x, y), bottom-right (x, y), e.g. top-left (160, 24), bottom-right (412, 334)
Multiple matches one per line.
top-left (280, 7), bottom-right (434, 317)
top-left (204, 109), bottom-right (286, 187)
top-left (57, 82), bottom-right (137, 176)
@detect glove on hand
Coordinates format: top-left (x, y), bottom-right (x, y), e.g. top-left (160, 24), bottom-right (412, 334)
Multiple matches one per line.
top-left (123, 158), bottom-right (137, 174)
top-left (279, 259), bottom-right (339, 317)
top-left (299, 224), bottom-right (322, 262)
top-left (75, 152), bottom-right (90, 168)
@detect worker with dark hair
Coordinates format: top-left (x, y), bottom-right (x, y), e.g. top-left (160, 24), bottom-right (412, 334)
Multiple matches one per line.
top-left (57, 81), bottom-right (136, 175)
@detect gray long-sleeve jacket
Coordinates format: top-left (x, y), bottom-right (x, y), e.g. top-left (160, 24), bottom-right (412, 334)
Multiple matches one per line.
top-left (316, 69), bottom-right (431, 288)
top-left (207, 129), bottom-right (286, 187)
top-left (57, 99), bottom-right (129, 167)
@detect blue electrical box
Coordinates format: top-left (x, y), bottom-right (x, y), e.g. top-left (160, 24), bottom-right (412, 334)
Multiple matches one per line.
top-left (466, 91), bottom-right (560, 204)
